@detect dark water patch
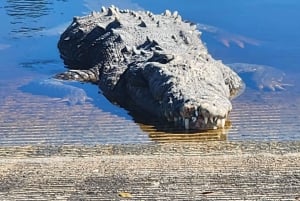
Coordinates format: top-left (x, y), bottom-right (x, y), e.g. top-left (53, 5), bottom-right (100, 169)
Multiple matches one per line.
top-left (2, 0), bottom-right (84, 39)
top-left (4, 0), bottom-right (52, 37)
top-left (5, 0), bottom-right (52, 19)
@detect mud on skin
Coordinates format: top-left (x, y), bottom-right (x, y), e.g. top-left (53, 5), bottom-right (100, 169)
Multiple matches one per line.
top-left (55, 6), bottom-right (287, 131)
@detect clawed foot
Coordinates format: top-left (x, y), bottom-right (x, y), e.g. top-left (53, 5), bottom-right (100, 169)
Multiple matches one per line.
top-left (258, 80), bottom-right (293, 91)
top-left (228, 63), bottom-right (293, 91)
top-left (252, 67), bottom-right (293, 91)
top-left (197, 23), bottom-right (260, 48)
top-left (54, 69), bottom-right (99, 84)
top-left (218, 34), bottom-right (260, 48)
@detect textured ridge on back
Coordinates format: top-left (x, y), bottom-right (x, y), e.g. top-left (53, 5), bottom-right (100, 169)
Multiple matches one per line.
top-left (57, 6), bottom-right (244, 130)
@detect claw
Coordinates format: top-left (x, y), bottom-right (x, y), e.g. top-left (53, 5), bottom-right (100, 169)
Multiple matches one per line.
top-left (267, 82), bottom-right (293, 91)
top-left (228, 63), bottom-right (292, 92)
top-left (276, 83), bottom-right (293, 90)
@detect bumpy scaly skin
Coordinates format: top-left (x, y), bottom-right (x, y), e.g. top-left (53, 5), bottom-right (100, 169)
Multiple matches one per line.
top-left (56, 6), bottom-right (244, 130)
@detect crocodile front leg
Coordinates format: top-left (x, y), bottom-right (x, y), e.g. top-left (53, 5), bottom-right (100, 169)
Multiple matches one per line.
top-left (54, 66), bottom-right (100, 84)
top-left (227, 63), bottom-right (292, 91)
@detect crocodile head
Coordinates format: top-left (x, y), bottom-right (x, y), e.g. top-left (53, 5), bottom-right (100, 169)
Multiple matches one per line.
top-left (124, 54), bottom-right (244, 131)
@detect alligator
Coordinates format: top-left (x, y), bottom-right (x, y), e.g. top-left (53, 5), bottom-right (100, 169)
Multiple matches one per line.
top-left (55, 6), bottom-right (287, 130)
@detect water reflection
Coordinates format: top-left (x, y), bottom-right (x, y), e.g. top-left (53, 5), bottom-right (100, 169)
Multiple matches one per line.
top-left (128, 111), bottom-right (231, 143)
top-left (139, 123), bottom-right (229, 143)
top-left (4, 0), bottom-right (53, 37)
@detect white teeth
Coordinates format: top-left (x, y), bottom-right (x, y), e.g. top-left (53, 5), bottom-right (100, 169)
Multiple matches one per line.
top-left (204, 117), bottom-right (208, 124)
top-left (209, 116), bottom-right (214, 124)
top-left (217, 118), bottom-right (226, 128)
top-left (195, 110), bottom-right (199, 117)
top-left (213, 117), bottom-right (217, 123)
top-left (184, 118), bottom-right (189, 130)
top-left (221, 119), bottom-right (225, 128)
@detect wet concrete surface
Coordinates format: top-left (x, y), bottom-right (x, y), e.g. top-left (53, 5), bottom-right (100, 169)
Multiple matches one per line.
top-left (0, 142), bottom-right (299, 200)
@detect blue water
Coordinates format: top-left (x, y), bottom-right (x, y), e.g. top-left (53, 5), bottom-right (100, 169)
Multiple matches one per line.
top-left (0, 0), bottom-right (299, 144)
top-left (1, 0), bottom-right (299, 72)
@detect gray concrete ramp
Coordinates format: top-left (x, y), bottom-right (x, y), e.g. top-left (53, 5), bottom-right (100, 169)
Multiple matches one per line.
top-left (0, 142), bottom-right (299, 200)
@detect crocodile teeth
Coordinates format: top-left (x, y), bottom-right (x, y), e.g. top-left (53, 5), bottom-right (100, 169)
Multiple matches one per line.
top-left (204, 117), bottom-right (208, 124)
top-left (217, 118), bottom-right (226, 128)
top-left (213, 117), bottom-right (218, 123)
top-left (221, 119), bottom-right (225, 128)
top-left (184, 118), bottom-right (189, 130)
top-left (195, 110), bottom-right (199, 117)
top-left (209, 116), bottom-right (214, 124)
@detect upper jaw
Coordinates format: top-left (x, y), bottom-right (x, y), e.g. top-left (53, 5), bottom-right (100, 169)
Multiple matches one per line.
top-left (181, 110), bottom-right (228, 130)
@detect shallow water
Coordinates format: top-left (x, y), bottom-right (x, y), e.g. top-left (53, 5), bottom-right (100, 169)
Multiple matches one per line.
top-left (0, 0), bottom-right (299, 145)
